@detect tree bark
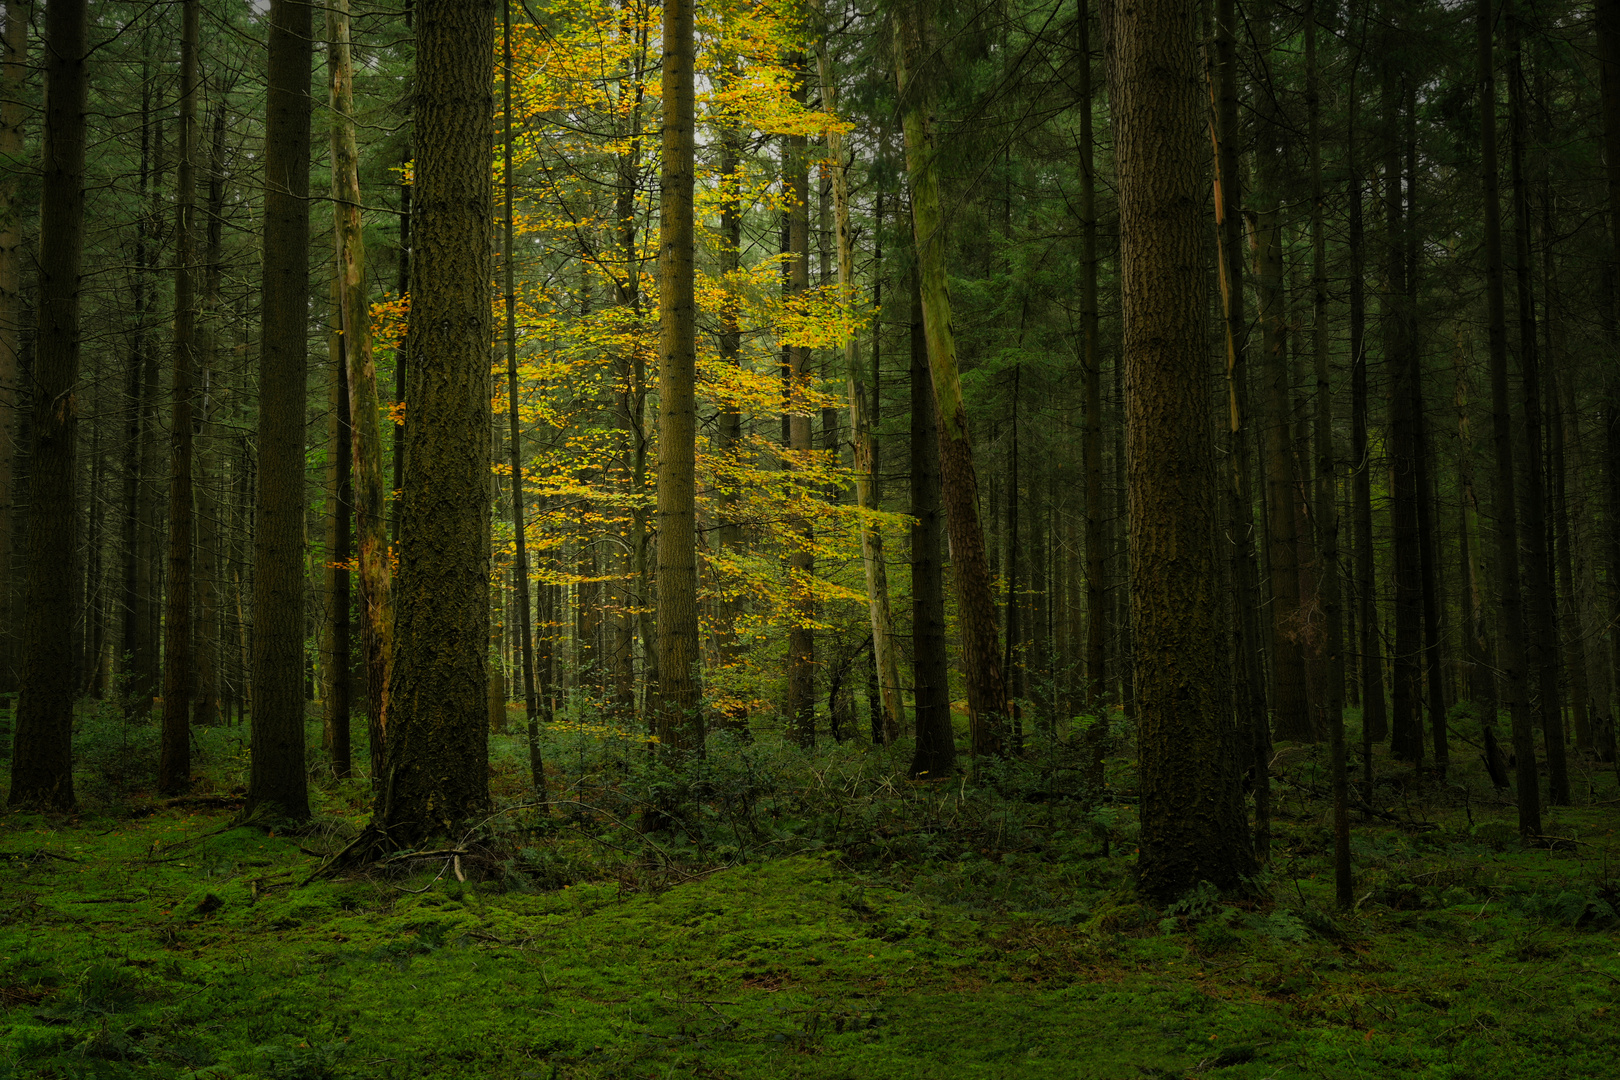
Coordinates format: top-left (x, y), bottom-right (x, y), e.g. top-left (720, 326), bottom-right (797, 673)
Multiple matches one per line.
top-left (655, 0), bottom-right (702, 753)
top-left (9, 0), bottom-right (87, 809)
top-left (0, 1), bottom-right (27, 696)
top-left (895, 0), bottom-right (1009, 760)
top-left (372, 0), bottom-right (496, 846)
top-left (1102, 0), bottom-right (1255, 900)
top-left (1477, 0), bottom-right (1541, 838)
top-left (908, 265), bottom-right (955, 779)
top-left (159, 0), bottom-right (202, 795)
top-left (818, 43), bottom-right (903, 745)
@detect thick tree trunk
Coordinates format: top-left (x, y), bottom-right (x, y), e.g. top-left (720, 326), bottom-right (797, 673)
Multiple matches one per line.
top-left (0, 1), bottom-right (27, 696)
top-left (372, 0), bottom-right (496, 846)
top-left (247, 0), bottom-right (314, 821)
top-left (9, 0), bottom-right (87, 809)
top-left (159, 0), bottom-right (202, 795)
top-left (1102, 0), bottom-right (1255, 900)
top-left (895, 1), bottom-right (1008, 759)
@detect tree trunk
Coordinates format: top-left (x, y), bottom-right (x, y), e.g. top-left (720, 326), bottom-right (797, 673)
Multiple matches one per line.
top-left (9, 0), bottom-right (87, 809)
top-left (1506, 0), bottom-right (1568, 805)
top-left (1102, 0), bottom-right (1255, 900)
top-left (783, 57), bottom-right (815, 748)
top-left (895, 0), bottom-right (1008, 760)
top-left (654, 0), bottom-right (702, 753)
top-left (372, 0), bottom-right (496, 847)
top-left (0, 1), bottom-right (27, 696)
top-left (908, 265), bottom-right (955, 779)
top-left (159, 0), bottom-right (202, 795)
top-left (330, 0), bottom-right (394, 786)
top-left (1477, 0), bottom-right (1541, 839)
top-left (818, 44), bottom-right (903, 745)
top-left (193, 100), bottom-right (226, 730)
top-left (1306, 0), bottom-right (1350, 907)
top-left (246, 0), bottom-right (315, 821)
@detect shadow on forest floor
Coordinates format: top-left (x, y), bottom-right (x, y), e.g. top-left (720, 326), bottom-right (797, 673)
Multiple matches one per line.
top-left (2, 701), bottom-right (1618, 1078)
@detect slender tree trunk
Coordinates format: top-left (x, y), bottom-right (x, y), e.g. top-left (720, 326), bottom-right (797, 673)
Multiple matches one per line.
top-left (247, 0), bottom-right (314, 821)
top-left (782, 56), bottom-right (815, 747)
top-left (818, 44), bottom-right (903, 744)
top-left (1455, 333), bottom-right (1499, 724)
top-left (908, 264), bottom-right (955, 778)
top-left (895, 0), bottom-right (1008, 759)
top-left (1306, 0), bottom-right (1350, 906)
top-left (1080, 0), bottom-right (1108, 732)
top-left (193, 101), bottom-right (226, 730)
top-left (329, 0), bottom-right (395, 785)
top-left (503, 0), bottom-right (540, 790)
top-left (1211, 0), bottom-right (1269, 852)
top-left (1599, 0), bottom-right (1620, 764)
top-left (1478, 0), bottom-right (1541, 838)
top-left (10, 0), bottom-right (87, 809)
top-left (1506, 0), bottom-right (1568, 805)
top-left (655, 0), bottom-right (701, 753)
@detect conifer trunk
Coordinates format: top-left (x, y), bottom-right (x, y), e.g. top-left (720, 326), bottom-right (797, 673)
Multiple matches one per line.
top-left (0, 1), bottom-right (27, 696)
top-left (9, 0), bottom-right (87, 809)
top-left (895, 0), bottom-right (1008, 759)
top-left (908, 266), bottom-right (954, 778)
top-left (818, 45), bottom-right (903, 744)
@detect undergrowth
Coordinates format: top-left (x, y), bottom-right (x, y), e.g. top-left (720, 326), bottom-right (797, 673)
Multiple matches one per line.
top-left (1, 699), bottom-right (1617, 1078)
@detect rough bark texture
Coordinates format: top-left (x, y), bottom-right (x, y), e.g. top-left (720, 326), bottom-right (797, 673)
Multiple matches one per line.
top-left (784, 58), bottom-right (815, 748)
top-left (371, 0), bottom-right (496, 844)
top-left (247, 0), bottom-right (313, 821)
top-left (159, 0), bottom-right (201, 795)
top-left (193, 101), bottom-right (227, 730)
top-left (895, 1), bottom-right (1008, 760)
top-left (1102, 0), bottom-right (1255, 900)
top-left (9, 0), bottom-right (86, 809)
top-left (655, 0), bottom-right (702, 752)
top-left (908, 268), bottom-right (955, 779)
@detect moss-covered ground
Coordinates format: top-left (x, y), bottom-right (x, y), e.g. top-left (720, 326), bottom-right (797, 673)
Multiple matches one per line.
top-left (3, 703), bottom-right (1619, 1079)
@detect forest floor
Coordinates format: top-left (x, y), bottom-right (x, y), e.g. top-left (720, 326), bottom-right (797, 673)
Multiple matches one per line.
top-left (2, 702), bottom-right (1619, 1079)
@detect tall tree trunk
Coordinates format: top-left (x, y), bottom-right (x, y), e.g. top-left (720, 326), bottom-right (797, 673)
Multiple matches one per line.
top-left (1102, 0), bottom-right (1255, 900)
top-left (1211, 0), bottom-right (1268, 852)
top-left (818, 43), bottom-right (903, 744)
top-left (330, 0), bottom-right (394, 786)
top-left (503, 0), bottom-right (541, 790)
top-left (1306, 0), bottom-right (1351, 907)
top-left (895, 0), bottom-right (1008, 759)
top-left (1599, 0), bottom-right (1620, 765)
top-left (783, 56), bottom-right (815, 747)
top-left (1250, 5), bottom-right (1312, 745)
top-left (0, 1), bottom-right (27, 697)
top-left (247, 0), bottom-right (314, 821)
top-left (1384, 49), bottom-right (1424, 766)
top-left (1455, 333), bottom-right (1499, 724)
top-left (655, 0), bottom-right (701, 753)
top-left (1080, 0), bottom-right (1108, 732)
top-left (9, 0), bottom-right (87, 809)
top-left (159, 0), bottom-right (202, 795)
top-left (1477, 0), bottom-right (1541, 838)
top-left (1506, 0), bottom-right (1568, 804)
top-left (908, 264), bottom-right (955, 778)
top-left (193, 101), bottom-right (226, 730)
top-left (372, 0), bottom-right (495, 847)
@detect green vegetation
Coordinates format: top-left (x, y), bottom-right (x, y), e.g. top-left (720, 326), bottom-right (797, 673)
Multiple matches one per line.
top-left (4, 709), bottom-right (1618, 1079)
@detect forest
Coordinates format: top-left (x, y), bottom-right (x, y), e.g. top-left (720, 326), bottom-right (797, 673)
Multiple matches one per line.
top-left (2, 0), bottom-right (1620, 1076)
